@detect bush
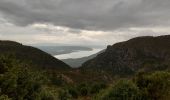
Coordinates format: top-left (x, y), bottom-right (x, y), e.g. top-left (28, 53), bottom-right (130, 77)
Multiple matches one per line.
top-left (0, 56), bottom-right (54, 100)
top-left (0, 95), bottom-right (11, 100)
top-left (135, 71), bottom-right (170, 100)
top-left (90, 83), bottom-right (106, 94)
top-left (80, 87), bottom-right (88, 96)
top-left (95, 80), bottom-right (140, 100)
top-left (58, 89), bottom-right (71, 100)
top-left (68, 87), bottom-right (78, 98)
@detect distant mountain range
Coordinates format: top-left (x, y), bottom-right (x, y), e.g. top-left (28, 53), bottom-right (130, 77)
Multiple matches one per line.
top-left (0, 41), bottom-right (70, 70)
top-left (1, 35), bottom-right (170, 76)
top-left (62, 50), bottom-right (104, 68)
top-left (81, 35), bottom-right (170, 75)
top-left (36, 46), bottom-right (93, 55)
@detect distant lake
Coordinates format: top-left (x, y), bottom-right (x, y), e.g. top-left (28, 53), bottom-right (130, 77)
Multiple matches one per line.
top-left (54, 48), bottom-right (102, 59)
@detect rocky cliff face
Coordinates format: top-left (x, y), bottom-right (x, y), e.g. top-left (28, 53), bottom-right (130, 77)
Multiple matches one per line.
top-left (81, 35), bottom-right (170, 75)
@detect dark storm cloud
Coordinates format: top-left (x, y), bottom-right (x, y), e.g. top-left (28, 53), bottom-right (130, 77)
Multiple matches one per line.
top-left (0, 0), bottom-right (170, 30)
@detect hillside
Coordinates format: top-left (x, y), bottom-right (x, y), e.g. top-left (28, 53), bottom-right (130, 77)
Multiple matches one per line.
top-left (0, 38), bottom-right (170, 100)
top-left (0, 40), bottom-right (70, 70)
top-left (81, 35), bottom-right (170, 75)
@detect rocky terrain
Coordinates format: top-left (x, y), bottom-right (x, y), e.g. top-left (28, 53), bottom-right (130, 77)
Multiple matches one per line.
top-left (82, 35), bottom-right (170, 75)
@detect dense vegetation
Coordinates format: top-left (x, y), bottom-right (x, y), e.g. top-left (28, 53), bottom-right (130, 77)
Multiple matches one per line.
top-left (0, 55), bottom-right (108, 100)
top-left (0, 55), bottom-right (54, 100)
top-left (0, 35), bottom-right (170, 100)
top-left (95, 71), bottom-right (170, 100)
top-left (0, 56), bottom-right (170, 100)
top-left (0, 54), bottom-right (169, 100)
top-left (0, 41), bottom-right (70, 70)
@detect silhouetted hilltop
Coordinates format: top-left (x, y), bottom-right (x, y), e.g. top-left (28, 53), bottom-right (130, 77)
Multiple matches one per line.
top-left (0, 40), bottom-right (70, 70)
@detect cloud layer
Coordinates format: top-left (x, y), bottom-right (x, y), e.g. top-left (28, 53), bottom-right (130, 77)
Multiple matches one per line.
top-left (0, 0), bottom-right (170, 45)
top-left (0, 0), bottom-right (170, 30)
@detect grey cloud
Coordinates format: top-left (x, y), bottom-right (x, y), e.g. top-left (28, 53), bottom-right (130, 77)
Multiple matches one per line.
top-left (0, 0), bottom-right (170, 30)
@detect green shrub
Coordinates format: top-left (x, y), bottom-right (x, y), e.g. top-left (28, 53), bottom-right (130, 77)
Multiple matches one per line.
top-left (95, 80), bottom-right (140, 100)
top-left (68, 87), bottom-right (78, 98)
top-left (90, 83), bottom-right (106, 94)
top-left (58, 89), bottom-right (71, 100)
top-left (135, 71), bottom-right (170, 100)
top-left (0, 95), bottom-right (11, 100)
top-left (80, 87), bottom-right (88, 96)
top-left (0, 56), bottom-right (54, 100)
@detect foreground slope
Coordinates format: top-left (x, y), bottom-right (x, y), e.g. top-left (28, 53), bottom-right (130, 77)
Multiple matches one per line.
top-left (0, 40), bottom-right (70, 69)
top-left (82, 35), bottom-right (170, 75)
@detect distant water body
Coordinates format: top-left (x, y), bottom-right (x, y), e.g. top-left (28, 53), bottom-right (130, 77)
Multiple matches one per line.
top-left (54, 48), bottom-right (102, 59)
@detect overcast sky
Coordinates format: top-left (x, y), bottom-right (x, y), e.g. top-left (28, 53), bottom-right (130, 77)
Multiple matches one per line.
top-left (0, 0), bottom-right (170, 46)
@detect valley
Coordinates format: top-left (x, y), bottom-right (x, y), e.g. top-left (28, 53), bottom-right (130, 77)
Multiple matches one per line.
top-left (0, 35), bottom-right (170, 100)
top-left (0, 0), bottom-right (169, 99)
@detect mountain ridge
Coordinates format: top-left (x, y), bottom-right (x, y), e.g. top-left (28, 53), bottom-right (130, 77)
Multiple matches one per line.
top-left (0, 40), bottom-right (71, 70)
top-left (81, 35), bottom-right (170, 75)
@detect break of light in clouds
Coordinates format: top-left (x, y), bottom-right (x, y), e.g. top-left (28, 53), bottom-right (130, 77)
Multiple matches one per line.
top-left (0, 0), bottom-right (170, 46)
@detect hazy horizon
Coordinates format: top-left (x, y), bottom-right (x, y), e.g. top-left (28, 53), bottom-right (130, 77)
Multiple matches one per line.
top-left (0, 0), bottom-right (170, 46)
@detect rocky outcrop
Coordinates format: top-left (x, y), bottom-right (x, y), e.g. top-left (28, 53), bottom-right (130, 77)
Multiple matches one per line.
top-left (81, 35), bottom-right (170, 75)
